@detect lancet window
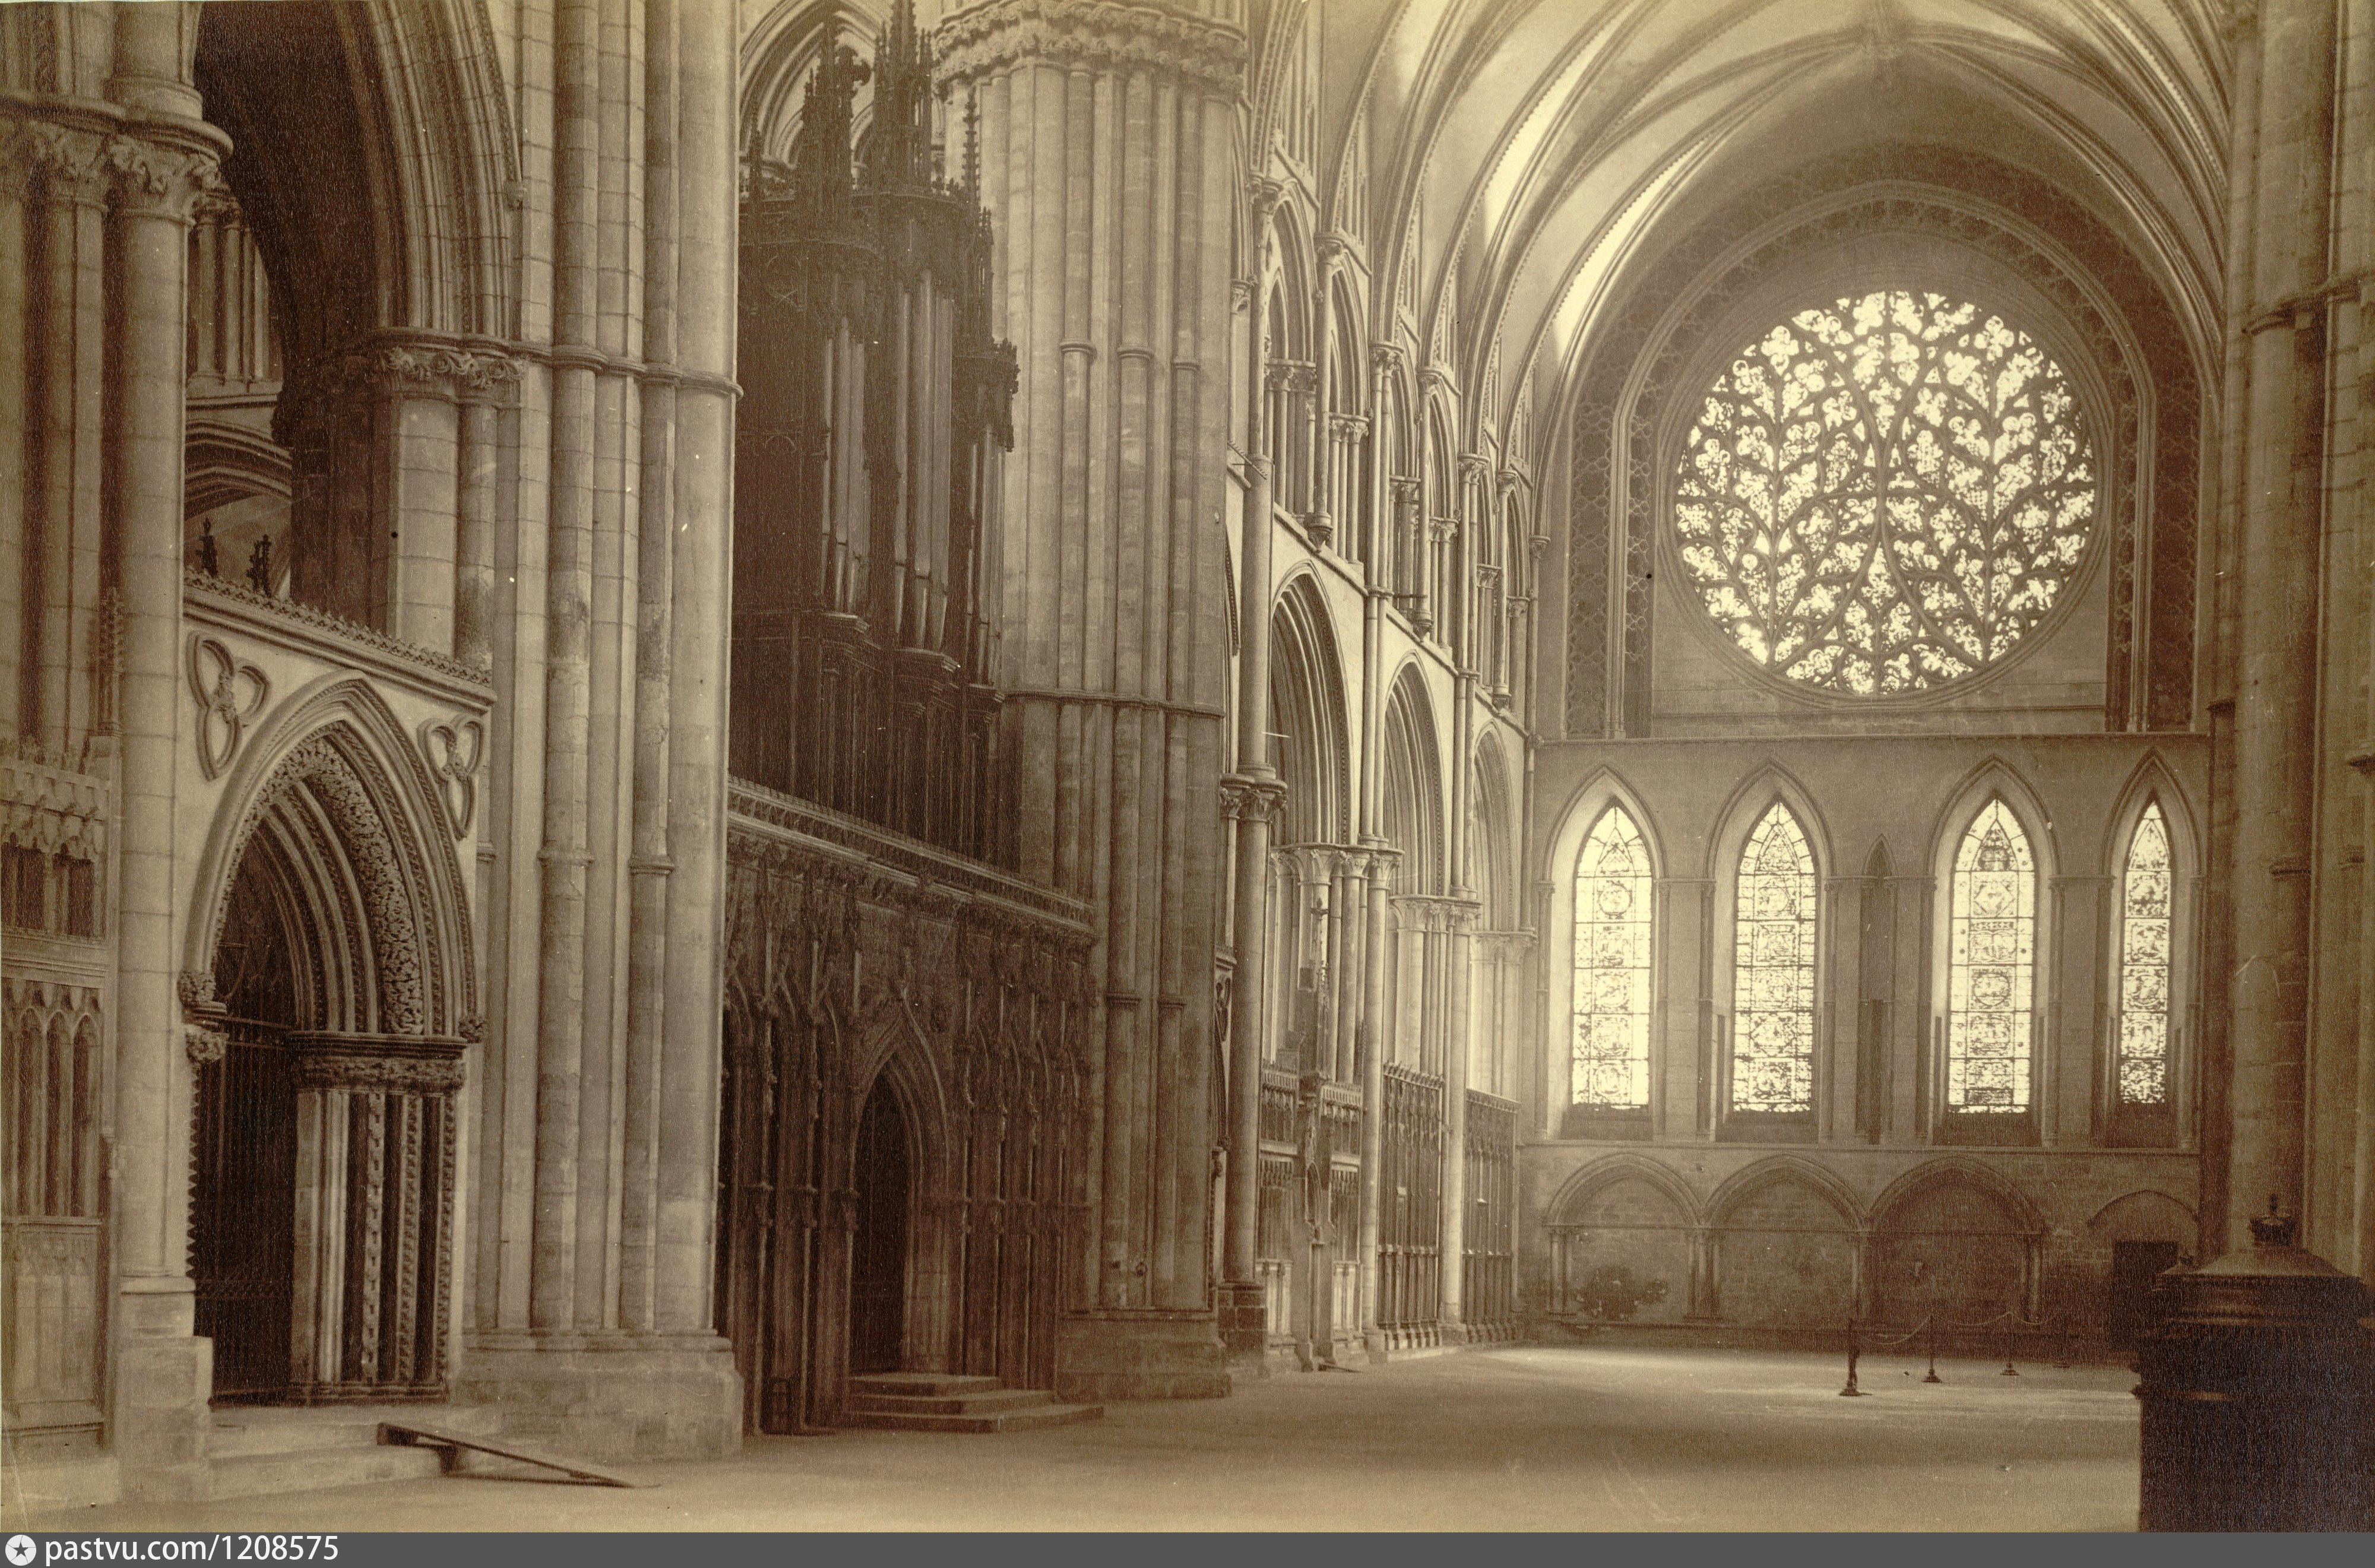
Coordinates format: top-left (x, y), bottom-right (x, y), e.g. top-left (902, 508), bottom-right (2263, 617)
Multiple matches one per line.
top-left (1572, 805), bottom-right (1654, 1110)
top-left (1731, 804), bottom-right (1817, 1116)
top-left (2117, 803), bottom-right (2173, 1108)
top-left (1947, 800), bottom-right (2036, 1114)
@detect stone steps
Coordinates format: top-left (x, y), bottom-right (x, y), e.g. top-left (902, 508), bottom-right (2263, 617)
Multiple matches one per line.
top-left (842, 1373), bottom-right (1103, 1434)
top-left (200, 1404), bottom-right (506, 1500)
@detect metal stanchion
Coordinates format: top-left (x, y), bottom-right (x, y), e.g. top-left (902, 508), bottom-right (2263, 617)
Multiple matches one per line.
top-left (1839, 1318), bottom-right (1866, 1397)
top-left (1924, 1317), bottom-right (1942, 1383)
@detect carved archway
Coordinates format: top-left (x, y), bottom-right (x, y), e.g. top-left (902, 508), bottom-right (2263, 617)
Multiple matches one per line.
top-left (183, 685), bottom-right (475, 1406)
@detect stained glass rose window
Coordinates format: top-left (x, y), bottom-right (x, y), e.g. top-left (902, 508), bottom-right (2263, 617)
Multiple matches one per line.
top-left (1674, 290), bottom-right (2097, 695)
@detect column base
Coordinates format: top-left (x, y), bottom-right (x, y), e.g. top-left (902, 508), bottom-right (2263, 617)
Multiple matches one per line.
top-left (112, 1287), bottom-right (213, 1502)
top-left (1215, 1280), bottom-right (1267, 1386)
top-left (1055, 1309), bottom-right (1230, 1402)
top-left (453, 1336), bottom-right (743, 1461)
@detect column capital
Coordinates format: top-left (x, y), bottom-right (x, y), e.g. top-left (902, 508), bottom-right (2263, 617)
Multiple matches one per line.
top-left (1370, 340), bottom-right (1407, 374)
top-left (1266, 358), bottom-right (1317, 395)
top-left (2, 119), bottom-right (111, 205)
top-left (1247, 174), bottom-right (1288, 218)
top-left (936, 1), bottom-right (1250, 93)
top-left (106, 134), bottom-right (221, 221)
top-left (1219, 773), bottom-right (1289, 824)
top-left (1457, 451), bottom-right (1493, 483)
top-left (1389, 474), bottom-right (1423, 505)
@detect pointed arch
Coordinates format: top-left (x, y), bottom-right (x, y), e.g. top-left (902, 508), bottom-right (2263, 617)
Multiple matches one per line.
top-left (1723, 800), bottom-right (1821, 1122)
top-left (1467, 728), bottom-right (1518, 929)
top-left (741, 0), bottom-right (884, 171)
top-left (2103, 757), bottom-right (2197, 1138)
top-left (1870, 1157), bottom-right (2047, 1238)
top-left (1379, 663), bottom-right (1444, 895)
top-left (1546, 1152), bottom-right (1705, 1231)
top-left (1706, 1155), bottom-right (1863, 1234)
top-left (185, 674), bottom-right (474, 1038)
top-left (1568, 797), bottom-right (1656, 1114)
top-left (1940, 794), bottom-right (2042, 1125)
top-left (1269, 571), bottom-right (1353, 848)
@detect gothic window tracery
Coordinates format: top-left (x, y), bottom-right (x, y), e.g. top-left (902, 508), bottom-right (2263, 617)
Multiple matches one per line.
top-left (1731, 803), bottom-right (1817, 1115)
top-left (1674, 289), bottom-right (2098, 695)
top-left (1948, 799), bottom-right (2036, 1114)
top-left (1572, 804), bottom-right (1653, 1109)
top-left (2117, 802), bottom-right (2173, 1108)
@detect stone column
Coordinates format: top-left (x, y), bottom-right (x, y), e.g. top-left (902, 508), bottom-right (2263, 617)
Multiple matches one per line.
top-left (456, 0), bottom-right (740, 1456)
top-left (1221, 772), bottom-right (1284, 1291)
top-left (106, 57), bottom-right (227, 1497)
top-left (942, 0), bottom-right (1244, 1399)
top-left (2224, 0), bottom-right (2332, 1252)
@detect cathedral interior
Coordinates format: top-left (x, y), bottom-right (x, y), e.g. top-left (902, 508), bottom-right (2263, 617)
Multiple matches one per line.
top-left (2, 0), bottom-right (2371, 1529)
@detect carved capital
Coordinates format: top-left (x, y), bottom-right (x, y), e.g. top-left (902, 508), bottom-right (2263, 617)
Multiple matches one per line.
top-left (178, 970), bottom-right (218, 1013)
top-left (9, 121), bottom-right (110, 205)
top-left (1316, 232), bottom-right (1351, 271)
top-left (457, 1013), bottom-right (485, 1044)
top-left (289, 1034), bottom-right (467, 1094)
top-left (1458, 452), bottom-right (1493, 483)
top-left (1247, 175), bottom-right (1288, 218)
top-left (935, 0), bottom-right (1249, 93)
top-left (1328, 412), bottom-right (1370, 440)
top-left (106, 135), bottom-right (220, 220)
top-left (1370, 341), bottom-right (1407, 375)
top-left (185, 1026), bottom-right (227, 1067)
top-left (1389, 475), bottom-right (1423, 506)
top-left (1219, 774), bottom-right (1289, 826)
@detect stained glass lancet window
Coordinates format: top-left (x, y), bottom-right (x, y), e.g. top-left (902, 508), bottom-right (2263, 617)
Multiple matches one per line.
top-left (2118, 803), bottom-right (2173, 1107)
top-left (1733, 803), bottom-right (1817, 1114)
top-left (1572, 805), bottom-right (1653, 1108)
top-left (1674, 290), bottom-right (2097, 695)
top-left (1948, 799), bottom-right (2036, 1113)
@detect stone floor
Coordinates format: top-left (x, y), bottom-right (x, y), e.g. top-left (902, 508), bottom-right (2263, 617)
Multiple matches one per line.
top-left (31, 1347), bottom-right (2143, 1532)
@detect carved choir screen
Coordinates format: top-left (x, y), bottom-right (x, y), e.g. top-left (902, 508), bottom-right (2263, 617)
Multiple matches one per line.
top-left (1377, 1064), bottom-right (1443, 1348)
top-left (1462, 1091), bottom-right (1516, 1336)
top-left (732, 6), bottom-right (1018, 866)
top-left (718, 802), bottom-right (1092, 1431)
top-left (1252, 1077), bottom-right (1362, 1358)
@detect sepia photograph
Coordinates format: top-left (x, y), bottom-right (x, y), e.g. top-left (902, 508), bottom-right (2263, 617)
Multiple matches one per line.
top-left (0, 0), bottom-right (2369, 1540)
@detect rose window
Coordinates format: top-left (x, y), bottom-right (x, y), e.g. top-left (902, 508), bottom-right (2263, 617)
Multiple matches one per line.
top-left (1674, 289), bottom-right (2098, 695)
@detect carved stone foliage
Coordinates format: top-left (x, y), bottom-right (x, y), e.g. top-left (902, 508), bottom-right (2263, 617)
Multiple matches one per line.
top-left (188, 634), bottom-right (271, 780)
top-left (935, 0), bottom-right (1249, 91)
top-left (2, 739), bottom-right (109, 864)
top-left (289, 1036), bottom-right (466, 1094)
top-left (211, 729), bottom-right (444, 1036)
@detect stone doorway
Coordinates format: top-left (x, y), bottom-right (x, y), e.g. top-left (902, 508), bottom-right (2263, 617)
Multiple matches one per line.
top-left (848, 1079), bottom-right (910, 1376)
top-left (192, 847), bottom-right (300, 1402)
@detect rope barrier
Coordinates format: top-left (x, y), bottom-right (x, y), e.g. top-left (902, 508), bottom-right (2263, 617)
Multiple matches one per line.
top-left (1837, 1307), bottom-right (2078, 1393)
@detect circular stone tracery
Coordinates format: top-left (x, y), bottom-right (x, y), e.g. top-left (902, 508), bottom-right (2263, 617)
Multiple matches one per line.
top-left (1673, 289), bottom-right (2097, 696)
